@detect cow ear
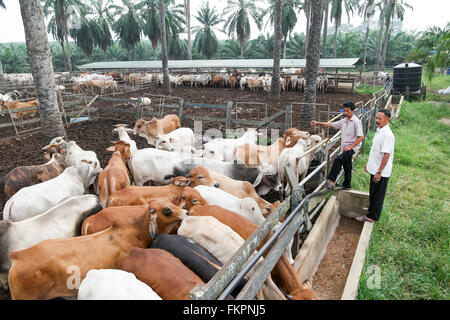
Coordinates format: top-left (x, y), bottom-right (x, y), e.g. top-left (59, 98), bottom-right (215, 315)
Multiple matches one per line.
top-left (43, 153), bottom-right (51, 160)
top-left (169, 137), bottom-right (174, 143)
top-left (106, 146), bottom-right (115, 152)
top-left (285, 137), bottom-right (291, 146)
top-left (162, 207), bottom-right (173, 216)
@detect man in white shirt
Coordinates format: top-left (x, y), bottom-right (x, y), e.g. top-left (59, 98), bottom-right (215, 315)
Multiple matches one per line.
top-left (311, 101), bottom-right (364, 190)
top-left (357, 109), bottom-right (395, 222)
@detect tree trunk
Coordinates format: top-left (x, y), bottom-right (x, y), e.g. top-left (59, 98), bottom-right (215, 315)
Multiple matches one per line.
top-left (301, 0), bottom-right (323, 130)
top-left (186, 0), bottom-right (192, 60)
top-left (375, 0), bottom-right (387, 73)
top-left (322, 0), bottom-right (329, 58)
top-left (283, 35), bottom-right (287, 59)
top-left (240, 42), bottom-right (244, 59)
top-left (103, 49), bottom-right (107, 62)
top-left (159, 0), bottom-right (171, 93)
top-left (270, 0), bottom-right (282, 98)
top-left (19, 0), bottom-right (66, 143)
top-left (381, 16), bottom-right (391, 71)
top-left (333, 21), bottom-right (338, 58)
top-left (59, 40), bottom-right (67, 71)
top-left (132, 45), bottom-right (136, 61)
top-left (361, 25), bottom-right (370, 73)
top-left (304, 1), bottom-right (311, 57)
top-left (64, 33), bottom-right (72, 73)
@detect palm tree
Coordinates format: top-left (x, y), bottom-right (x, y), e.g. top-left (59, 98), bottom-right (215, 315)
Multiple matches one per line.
top-left (262, 0), bottom-right (302, 60)
top-left (42, 0), bottom-right (85, 72)
top-left (70, 14), bottom-right (97, 60)
top-left (0, 44), bottom-right (30, 73)
top-left (322, 0), bottom-right (330, 58)
top-left (89, 0), bottom-right (115, 61)
top-left (18, 0), bottom-right (67, 142)
top-left (112, 0), bottom-right (142, 61)
top-left (223, 0), bottom-right (263, 59)
top-left (413, 25), bottom-right (450, 80)
top-left (217, 39), bottom-right (242, 58)
top-left (159, 0), bottom-right (171, 93)
top-left (380, 0), bottom-right (412, 70)
top-left (301, 0), bottom-right (323, 129)
top-left (138, 0), bottom-right (185, 61)
top-left (286, 32), bottom-right (306, 58)
top-left (330, 0), bottom-right (360, 58)
top-left (184, 0), bottom-right (192, 60)
top-left (137, 0), bottom-right (160, 60)
top-left (192, 1), bottom-right (223, 59)
top-left (374, 0), bottom-right (387, 72)
top-left (270, 0), bottom-right (282, 98)
top-left (359, 0), bottom-right (377, 73)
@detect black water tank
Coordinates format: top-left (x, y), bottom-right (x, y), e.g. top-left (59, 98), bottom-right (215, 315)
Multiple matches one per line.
top-left (393, 62), bottom-right (422, 94)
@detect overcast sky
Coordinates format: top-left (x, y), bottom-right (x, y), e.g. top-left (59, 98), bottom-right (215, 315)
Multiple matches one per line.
top-left (0, 0), bottom-right (449, 44)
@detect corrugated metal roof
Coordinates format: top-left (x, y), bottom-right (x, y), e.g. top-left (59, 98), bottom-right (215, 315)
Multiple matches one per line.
top-left (78, 58), bottom-right (361, 70)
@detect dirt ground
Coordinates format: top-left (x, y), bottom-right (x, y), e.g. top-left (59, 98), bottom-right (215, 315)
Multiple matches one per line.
top-left (312, 216), bottom-right (364, 300)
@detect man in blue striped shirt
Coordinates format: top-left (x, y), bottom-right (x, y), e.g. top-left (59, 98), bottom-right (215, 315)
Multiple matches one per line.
top-left (311, 101), bottom-right (364, 190)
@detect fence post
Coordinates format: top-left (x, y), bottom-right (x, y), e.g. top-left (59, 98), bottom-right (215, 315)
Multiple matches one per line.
top-left (284, 104), bottom-right (292, 131)
top-left (371, 100), bottom-right (378, 131)
top-left (178, 98), bottom-right (184, 126)
top-left (136, 98), bottom-right (142, 120)
top-left (225, 101), bottom-right (233, 131)
top-left (361, 115), bottom-right (367, 154)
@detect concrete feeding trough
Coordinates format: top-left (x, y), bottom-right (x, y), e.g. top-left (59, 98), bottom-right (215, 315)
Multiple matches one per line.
top-left (293, 190), bottom-right (374, 300)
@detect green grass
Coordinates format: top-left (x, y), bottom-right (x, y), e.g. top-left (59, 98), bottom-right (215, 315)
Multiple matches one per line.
top-left (424, 74), bottom-right (450, 103)
top-left (355, 84), bottom-right (384, 95)
top-left (340, 100), bottom-right (449, 300)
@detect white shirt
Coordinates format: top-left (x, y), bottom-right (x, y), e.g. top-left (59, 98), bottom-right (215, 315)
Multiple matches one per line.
top-left (366, 124), bottom-right (395, 177)
top-left (332, 115), bottom-right (364, 153)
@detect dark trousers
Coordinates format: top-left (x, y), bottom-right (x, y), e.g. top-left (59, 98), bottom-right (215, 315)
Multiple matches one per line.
top-left (367, 174), bottom-right (389, 221)
top-left (327, 149), bottom-right (355, 188)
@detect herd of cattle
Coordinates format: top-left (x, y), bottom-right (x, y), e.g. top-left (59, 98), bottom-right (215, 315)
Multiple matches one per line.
top-left (121, 67), bottom-right (332, 94)
top-left (0, 112), bottom-right (324, 300)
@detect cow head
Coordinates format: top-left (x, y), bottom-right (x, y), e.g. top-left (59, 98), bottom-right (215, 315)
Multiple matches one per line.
top-left (132, 119), bottom-right (146, 136)
top-left (106, 141), bottom-right (131, 163)
top-left (147, 198), bottom-right (189, 240)
top-left (184, 166), bottom-right (220, 189)
top-left (155, 134), bottom-right (175, 152)
top-left (112, 124), bottom-right (135, 135)
top-left (42, 143), bottom-right (63, 160)
top-left (284, 128), bottom-right (310, 147)
top-left (79, 159), bottom-right (102, 189)
top-left (257, 164), bottom-right (283, 196)
top-left (170, 187), bottom-right (208, 210)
